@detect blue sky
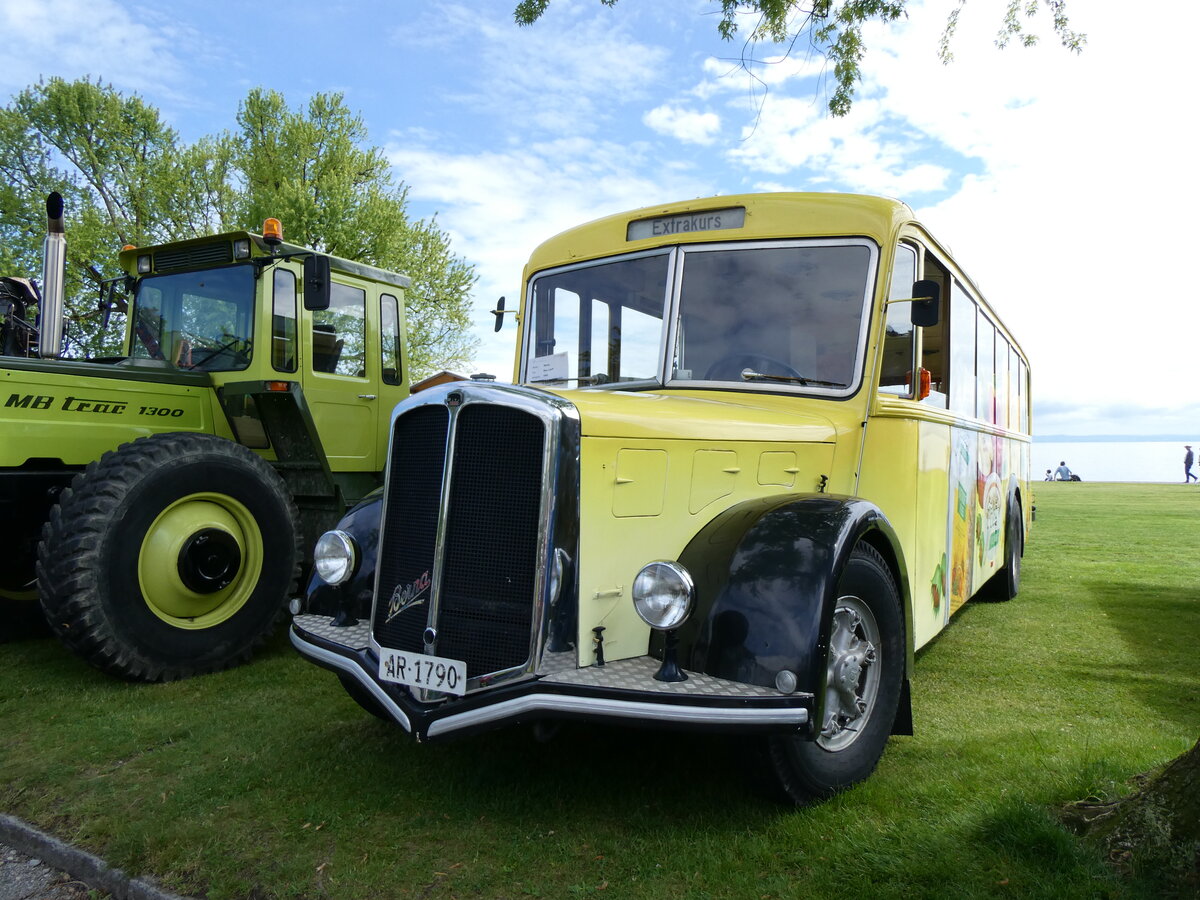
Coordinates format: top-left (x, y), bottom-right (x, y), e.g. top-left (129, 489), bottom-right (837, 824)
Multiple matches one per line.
top-left (2, 0), bottom-right (1197, 436)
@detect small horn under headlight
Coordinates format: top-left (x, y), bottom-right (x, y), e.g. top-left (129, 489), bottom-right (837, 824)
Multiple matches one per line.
top-left (632, 560), bottom-right (694, 630)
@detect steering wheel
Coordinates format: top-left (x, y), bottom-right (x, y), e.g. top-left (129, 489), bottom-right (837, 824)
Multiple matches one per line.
top-left (704, 352), bottom-right (803, 382)
top-left (185, 333), bottom-right (248, 370)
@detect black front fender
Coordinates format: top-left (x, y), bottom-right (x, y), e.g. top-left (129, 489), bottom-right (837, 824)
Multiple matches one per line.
top-left (668, 494), bottom-right (907, 706)
top-left (304, 489), bottom-right (383, 621)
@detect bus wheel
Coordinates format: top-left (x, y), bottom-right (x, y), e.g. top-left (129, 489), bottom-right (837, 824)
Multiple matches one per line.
top-left (37, 433), bottom-right (301, 682)
top-left (766, 542), bottom-right (904, 804)
top-left (981, 499), bottom-right (1023, 602)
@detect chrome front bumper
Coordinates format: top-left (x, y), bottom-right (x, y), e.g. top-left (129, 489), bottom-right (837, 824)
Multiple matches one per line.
top-left (291, 614), bottom-right (812, 741)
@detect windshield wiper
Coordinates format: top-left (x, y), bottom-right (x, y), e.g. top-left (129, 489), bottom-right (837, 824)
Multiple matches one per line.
top-left (591, 381), bottom-right (662, 392)
top-left (740, 368), bottom-right (846, 388)
top-left (529, 373), bottom-right (665, 392)
top-left (530, 374), bottom-right (609, 386)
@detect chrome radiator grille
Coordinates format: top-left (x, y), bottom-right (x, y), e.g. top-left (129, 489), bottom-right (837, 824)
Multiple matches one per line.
top-left (372, 394), bottom-right (549, 682)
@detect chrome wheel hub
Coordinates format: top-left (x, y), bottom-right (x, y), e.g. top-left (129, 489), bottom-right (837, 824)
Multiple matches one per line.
top-left (819, 595), bottom-right (881, 751)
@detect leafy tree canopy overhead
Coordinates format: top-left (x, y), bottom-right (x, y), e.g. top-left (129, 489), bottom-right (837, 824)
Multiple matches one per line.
top-left (0, 78), bottom-right (477, 376)
top-left (514, 0), bottom-right (1086, 117)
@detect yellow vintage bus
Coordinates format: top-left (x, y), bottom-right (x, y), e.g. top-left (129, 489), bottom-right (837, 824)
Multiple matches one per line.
top-left (293, 192), bottom-right (1032, 803)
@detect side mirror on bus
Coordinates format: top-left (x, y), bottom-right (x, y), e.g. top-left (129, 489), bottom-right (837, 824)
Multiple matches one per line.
top-left (303, 255), bottom-right (331, 311)
top-left (911, 280), bottom-right (940, 327)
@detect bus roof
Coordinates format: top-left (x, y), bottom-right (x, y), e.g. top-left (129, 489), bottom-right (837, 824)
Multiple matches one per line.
top-left (525, 192), bottom-right (916, 274)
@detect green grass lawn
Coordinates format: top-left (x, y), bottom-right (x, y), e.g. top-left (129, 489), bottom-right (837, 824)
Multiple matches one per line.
top-left (2, 482), bottom-right (1198, 899)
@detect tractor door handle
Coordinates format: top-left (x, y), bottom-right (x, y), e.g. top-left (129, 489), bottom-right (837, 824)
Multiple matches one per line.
top-left (357, 394), bottom-right (377, 400)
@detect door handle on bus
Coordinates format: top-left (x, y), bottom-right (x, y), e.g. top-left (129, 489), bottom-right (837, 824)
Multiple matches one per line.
top-left (357, 394), bottom-right (378, 400)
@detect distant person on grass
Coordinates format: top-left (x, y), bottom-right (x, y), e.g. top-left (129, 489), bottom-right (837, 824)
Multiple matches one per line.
top-left (1185, 445), bottom-right (1197, 483)
top-left (1045, 468), bottom-right (1054, 481)
top-left (1055, 461), bottom-right (1073, 481)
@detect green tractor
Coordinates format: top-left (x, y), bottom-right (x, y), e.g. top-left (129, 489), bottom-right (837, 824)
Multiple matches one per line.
top-left (1, 194), bottom-right (411, 680)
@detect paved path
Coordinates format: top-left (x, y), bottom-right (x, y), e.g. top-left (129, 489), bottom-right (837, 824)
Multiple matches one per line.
top-left (0, 818), bottom-right (192, 900)
top-left (0, 841), bottom-right (94, 900)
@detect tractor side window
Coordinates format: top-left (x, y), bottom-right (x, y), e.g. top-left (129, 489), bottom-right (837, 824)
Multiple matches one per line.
top-left (312, 282), bottom-right (366, 377)
top-left (381, 293), bottom-right (402, 385)
top-left (132, 284), bottom-right (167, 359)
top-left (272, 269), bottom-right (297, 373)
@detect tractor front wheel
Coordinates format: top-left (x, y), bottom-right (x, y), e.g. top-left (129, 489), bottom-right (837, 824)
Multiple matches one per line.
top-left (37, 433), bottom-right (301, 681)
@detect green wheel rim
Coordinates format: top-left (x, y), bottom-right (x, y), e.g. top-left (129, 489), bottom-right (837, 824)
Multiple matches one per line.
top-left (0, 586), bottom-right (38, 602)
top-left (138, 492), bottom-right (264, 629)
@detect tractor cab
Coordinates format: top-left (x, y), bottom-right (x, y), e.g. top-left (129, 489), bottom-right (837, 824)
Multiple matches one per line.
top-left (115, 222), bottom-right (411, 479)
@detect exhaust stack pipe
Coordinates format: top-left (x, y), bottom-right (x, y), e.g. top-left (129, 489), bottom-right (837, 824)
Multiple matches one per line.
top-left (38, 192), bottom-right (66, 358)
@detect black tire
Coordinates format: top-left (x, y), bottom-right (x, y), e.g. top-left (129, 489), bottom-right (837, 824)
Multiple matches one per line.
top-left (766, 542), bottom-right (904, 804)
top-left (338, 673), bottom-right (390, 721)
top-left (979, 499), bottom-right (1023, 602)
top-left (37, 432), bottom-right (301, 681)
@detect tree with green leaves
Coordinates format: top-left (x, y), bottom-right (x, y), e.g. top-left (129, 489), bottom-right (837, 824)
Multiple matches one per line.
top-left (0, 78), bottom-right (477, 375)
top-left (232, 87), bottom-right (477, 375)
top-left (514, 0), bottom-right (1086, 117)
top-left (0, 78), bottom-right (212, 354)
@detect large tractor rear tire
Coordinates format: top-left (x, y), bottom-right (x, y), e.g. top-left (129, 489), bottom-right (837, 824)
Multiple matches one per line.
top-left (37, 433), bottom-right (301, 681)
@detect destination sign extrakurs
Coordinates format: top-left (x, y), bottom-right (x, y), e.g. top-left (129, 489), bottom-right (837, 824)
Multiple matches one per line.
top-left (626, 207), bottom-right (746, 242)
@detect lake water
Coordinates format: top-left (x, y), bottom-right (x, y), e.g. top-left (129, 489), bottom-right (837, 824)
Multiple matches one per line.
top-left (1034, 441), bottom-right (1199, 484)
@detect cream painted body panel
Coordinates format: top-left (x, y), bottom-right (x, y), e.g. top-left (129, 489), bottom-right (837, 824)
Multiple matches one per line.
top-left (861, 398), bottom-right (1031, 651)
top-left (576, 434), bottom-right (835, 662)
top-left (564, 389), bottom-right (838, 443)
top-left (856, 412), bottom-right (956, 650)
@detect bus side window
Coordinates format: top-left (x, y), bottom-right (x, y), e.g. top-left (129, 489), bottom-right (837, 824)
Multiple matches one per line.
top-left (977, 314), bottom-right (996, 424)
top-left (879, 243), bottom-right (917, 395)
top-left (1019, 358), bottom-right (1029, 432)
top-left (995, 335), bottom-right (1010, 428)
top-left (1009, 345), bottom-right (1021, 430)
top-left (948, 279), bottom-right (977, 418)
top-left (919, 252), bottom-right (950, 408)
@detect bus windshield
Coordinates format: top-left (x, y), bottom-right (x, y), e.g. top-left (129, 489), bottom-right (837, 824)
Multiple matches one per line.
top-left (130, 264), bottom-right (255, 372)
top-left (522, 240), bottom-right (875, 392)
top-left (525, 253), bottom-right (669, 386)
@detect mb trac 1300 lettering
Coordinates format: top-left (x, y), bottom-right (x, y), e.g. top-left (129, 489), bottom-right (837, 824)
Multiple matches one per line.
top-left (291, 193), bottom-right (1031, 802)
top-left (2, 195), bottom-right (411, 681)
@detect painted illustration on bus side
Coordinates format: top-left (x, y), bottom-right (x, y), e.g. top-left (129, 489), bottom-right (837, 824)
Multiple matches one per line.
top-left (949, 428), bottom-right (976, 615)
top-left (948, 428), bottom-right (1010, 615)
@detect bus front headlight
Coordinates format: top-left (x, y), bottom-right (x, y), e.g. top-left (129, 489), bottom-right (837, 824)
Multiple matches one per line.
top-left (632, 561), bottom-right (694, 630)
top-left (314, 530), bottom-right (357, 585)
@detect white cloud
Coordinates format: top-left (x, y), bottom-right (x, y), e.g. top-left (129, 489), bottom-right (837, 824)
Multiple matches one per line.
top-left (643, 104), bottom-right (721, 145)
top-left (867, 0), bottom-right (1200, 429)
top-left (0, 0), bottom-right (190, 96)
top-left (390, 138), bottom-right (713, 379)
top-left (394, 2), bottom-right (669, 137)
